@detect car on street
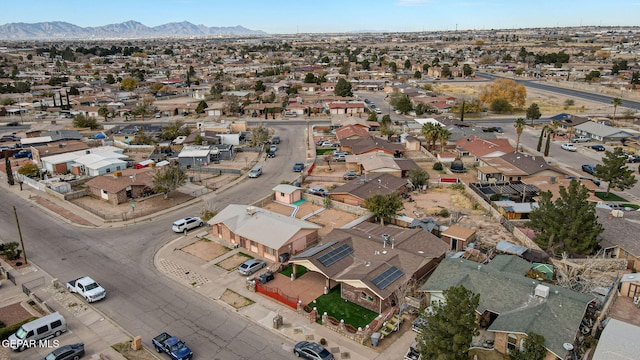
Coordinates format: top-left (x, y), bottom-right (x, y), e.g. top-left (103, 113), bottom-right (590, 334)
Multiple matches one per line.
top-left (267, 151), bottom-right (276, 158)
top-left (561, 143), bottom-right (577, 152)
top-left (271, 135), bottom-right (280, 144)
top-left (582, 164), bottom-right (596, 175)
top-left (293, 341), bottom-right (334, 360)
top-left (293, 162), bottom-right (305, 172)
top-left (0, 135), bottom-right (20, 142)
top-left (627, 155), bottom-right (640, 163)
top-left (67, 276), bottom-right (107, 303)
top-left (248, 166), bottom-right (262, 178)
top-left (43, 343), bottom-right (85, 360)
top-left (308, 187), bottom-right (328, 197)
top-left (237, 259), bottom-right (266, 276)
top-left (591, 144), bottom-right (606, 151)
top-left (482, 126), bottom-right (503, 133)
top-left (172, 217), bottom-right (204, 233)
top-left (343, 171), bottom-right (359, 180)
top-left (269, 144), bottom-right (277, 152)
top-left (375, 108), bottom-right (382, 114)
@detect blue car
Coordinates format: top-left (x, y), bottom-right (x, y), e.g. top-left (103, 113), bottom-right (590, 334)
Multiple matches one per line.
top-left (293, 162), bottom-right (305, 172)
top-left (591, 144), bottom-right (605, 151)
top-left (582, 164), bottom-right (596, 175)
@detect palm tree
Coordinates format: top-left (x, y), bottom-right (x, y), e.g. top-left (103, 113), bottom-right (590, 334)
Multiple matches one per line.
top-left (436, 127), bottom-right (452, 153)
top-left (514, 117), bottom-right (527, 152)
top-left (421, 122), bottom-right (440, 151)
top-left (612, 97), bottom-right (622, 121)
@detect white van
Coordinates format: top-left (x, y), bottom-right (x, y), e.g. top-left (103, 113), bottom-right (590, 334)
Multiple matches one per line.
top-left (248, 166), bottom-right (262, 178)
top-left (8, 312), bottom-right (67, 351)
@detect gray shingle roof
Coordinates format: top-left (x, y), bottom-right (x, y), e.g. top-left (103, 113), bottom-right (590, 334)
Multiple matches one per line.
top-left (420, 256), bottom-right (594, 358)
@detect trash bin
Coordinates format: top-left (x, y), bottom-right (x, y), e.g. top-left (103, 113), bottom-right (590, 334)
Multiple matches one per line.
top-left (370, 332), bottom-right (382, 347)
top-left (273, 314), bottom-right (283, 329)
top-left (189, 176), bottom-right (194, 182)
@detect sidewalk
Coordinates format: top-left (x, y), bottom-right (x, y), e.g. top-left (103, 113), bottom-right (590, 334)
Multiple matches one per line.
top-left (154, 231), bottom-right (417, 360)
top-left (0, 261), bottom-right (129, 360)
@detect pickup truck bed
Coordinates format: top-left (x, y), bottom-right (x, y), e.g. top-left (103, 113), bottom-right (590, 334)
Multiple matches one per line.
top-left (152, 332), bottom-right (193, 360)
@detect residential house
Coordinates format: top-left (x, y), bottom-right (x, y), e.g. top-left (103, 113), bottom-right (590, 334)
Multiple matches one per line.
top-left (344, 152), bottom-right (418, 177)
top-left (328, 173), bottom-right (409, 207)
top-left (112, 124), bottom-right (163, 144)
top-left (455, 136), bottom-right (515, 160)
top-left (597, 207), bottom-right (640, 271)
top-left (40, 146), bottom-right (128, 176)
top-left (84, 168), bottom-right (154, 205)
top-left (331, 117), bottom-right (370, 130)
top-left (523, 176), bottom-right (600, 202)
top-left (204, 102), bottom-right (226, 117)
top-left (335, 124), bottom-right (370, 142)
top-left (440, 224), bottom-right (476, 251)
top-left (476, 152), bottom-right (566, 182)
top-left (20, 129), bottom-right (84, 148)
top-left (618, 273), bottom-right (640, 299)
top-left (208, 204), bottom-right (321, 263)
top-left (573, 121), bottom-right (636, 143)
top-left (550, 113), bottom-right (590, 135)
top-left (29, 140), bottom-right (90, 165)
top-left (328, 101), bottom-right (365, 115)
top-left (339, 136), bottom-right (405, 157)
top-left (420, 255), bottom-right (594, 360)
top-left (291, 222), bottom-right (449, 313)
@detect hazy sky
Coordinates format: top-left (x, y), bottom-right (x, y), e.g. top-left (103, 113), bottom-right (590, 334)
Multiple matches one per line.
top-left (2, 0), bottom-right (638, 34)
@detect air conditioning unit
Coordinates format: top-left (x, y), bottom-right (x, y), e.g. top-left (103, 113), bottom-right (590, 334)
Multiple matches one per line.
top-left (535, 284), bottom-right (550, 299)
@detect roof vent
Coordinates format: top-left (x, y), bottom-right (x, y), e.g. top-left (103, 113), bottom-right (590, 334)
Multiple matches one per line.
top-left (246, 206), bottom-right (257, 215)
top-left (535, 284), bottom-right (550, 299)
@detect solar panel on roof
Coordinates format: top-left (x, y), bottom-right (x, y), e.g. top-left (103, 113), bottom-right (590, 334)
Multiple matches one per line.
top-left (294, 241), bottom-right (338, 259)
top-left (317, 244), bottom-right (353, 267)
top-left (371, 266), bottom-right (404, 290)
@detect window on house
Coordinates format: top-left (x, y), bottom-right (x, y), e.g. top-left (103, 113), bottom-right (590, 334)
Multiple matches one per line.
top-left (264, 246), bottom-right (275, 255)
top-left (360, 292), bottom-right (374, 302)
top-left (281, 192), bottom-right (285, 197)
top-left (106, 168), bottom-right (111, 173)
top-left (507, 334), bottom-right (518, 351)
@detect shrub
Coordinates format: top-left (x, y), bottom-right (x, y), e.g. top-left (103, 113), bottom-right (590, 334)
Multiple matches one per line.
top-left (451, 183), bottom-right (465, 191)
top-left (0, 317), bottom-right (38, 340)
top-left (433, 162), bottom-right (443, 171)
top-left (438, 208), bottom-right (450, 217)
top-left (1, 242), bottom-right (21, 260)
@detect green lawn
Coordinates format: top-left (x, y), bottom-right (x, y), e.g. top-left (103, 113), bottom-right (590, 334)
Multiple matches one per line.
top-left (280, 264), bottom-right (308, 278)
top-left (595, 192), bottom-right (628, 202)
top-left (310, 285), bottom-right (378, 329)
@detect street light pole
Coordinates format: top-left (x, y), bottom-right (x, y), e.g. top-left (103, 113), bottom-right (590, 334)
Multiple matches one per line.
top-left (12, 205), bottom-right (28, 265)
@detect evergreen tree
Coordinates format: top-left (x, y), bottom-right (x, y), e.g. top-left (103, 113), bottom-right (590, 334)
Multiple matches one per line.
top-left (536, 126), bottom-right (545, 152)
top-left (334, 78), bottom-right (353, 97)
top-left (509, 332), bottom-right (547, 360)
top-left (195, 100), bottom-right (208, 114)
top-left (544, 129), bottom-right (552, 156)
top-left (5, 155), bottom-right (15, 185)
top-left (594, 147), bottom-right (638, 198)
top-left (526, 103), bottom-right (541, 125)
top-left (417, 285), bottom-right (480, 360)
top-left (529, 180), bottom-right (603, 255)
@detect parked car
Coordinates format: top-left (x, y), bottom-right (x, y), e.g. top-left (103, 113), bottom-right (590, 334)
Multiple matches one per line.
top-left (267, 151), bottom-right (276, 158)
top-left (257, 271), bottom-right (274, 284)
top-left (293, 341), bottom-right (334, 360)
top-left (581, 164), bottom-right (596, 175)
top-left (152, 332), bottom-right (193, 360)
top-left (293, 162), bottom-right (305, 172)
top-left (319, 141), bottom-right (334, 147)
top-left (172, 217), bottom-right (204, 233)
top-left (43, 343), bottom-right (85, 360)
top-left (571, 136), bottom-right (591, 143)
top-left (248, 166), bottom-right (262, 178)
top-left (561, 143), bottom-right (577, 152)
top-left (12, 149), bottom-right (31, 158)
top-left (412, 316), bottom-right (428, 333)
top-left (333, 154), bottom-right (346, 162)
top-left (308, 187), bottom-right (328, 197)
top-left (269, 144), bottom-right (277, 152)
top-left (375, 108), bottom-right (382, 114)
top-left (581, 177), bottom-right (601, 186)
top-left (627, 155), bottom-right (640, 163)
top-left (0, 135), bottom-right (20, 142)
top-left (67, 276), bottom-right (107, 303)
top-left (591, 144), bottom-right (606, 151)
top-left (237, 259), bottom-right (266, 276)
top-left (271, 135), bottom-right (280, 144)
top-left (482, 126), bottom-right (503, 133)
top-left (343, 171), bottom-right (359, 180)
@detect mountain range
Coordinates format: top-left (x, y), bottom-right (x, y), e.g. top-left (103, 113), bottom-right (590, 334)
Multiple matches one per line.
top-left (0, 21), bottom-right (266, 40)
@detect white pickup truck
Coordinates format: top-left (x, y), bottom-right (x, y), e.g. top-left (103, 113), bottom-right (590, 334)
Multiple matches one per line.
top-left (67, 276), bottom-right (107, 303)
top-left (571, 136), bottom-right (590, 143)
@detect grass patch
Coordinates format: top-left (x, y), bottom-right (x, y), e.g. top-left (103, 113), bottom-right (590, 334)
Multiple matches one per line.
top-left (316, 148), bottom-right (335, 155)
top-left (280, 264), bottom-right (308, 278)
top-left (595, 192), bottom-right (627, 202)
top-left (310, 285), bottom-right (378, 329)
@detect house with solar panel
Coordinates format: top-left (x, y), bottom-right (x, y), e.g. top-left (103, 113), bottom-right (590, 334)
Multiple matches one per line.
top-left (290, 222), bottom-right (449, 313)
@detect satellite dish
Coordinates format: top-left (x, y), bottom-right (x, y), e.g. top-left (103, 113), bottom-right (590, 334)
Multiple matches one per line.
top-left (563, 343), bottom-right (574, 351)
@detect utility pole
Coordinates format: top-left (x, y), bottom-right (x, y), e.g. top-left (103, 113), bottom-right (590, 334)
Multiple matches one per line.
top-left (13, 205), bottom-right (27, 265)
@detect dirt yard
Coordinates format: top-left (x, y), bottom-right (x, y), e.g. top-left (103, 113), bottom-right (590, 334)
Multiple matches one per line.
top-left (0, 303), bottom-right (34, 327)
top-left (181, 239), bottom-right (229, 262)
top-left (219, 289), bottom-right (254, 309)
top-left (70, 190), bottom-right (196, 219)
top-left (216, 253), bottom-right (251, 271)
